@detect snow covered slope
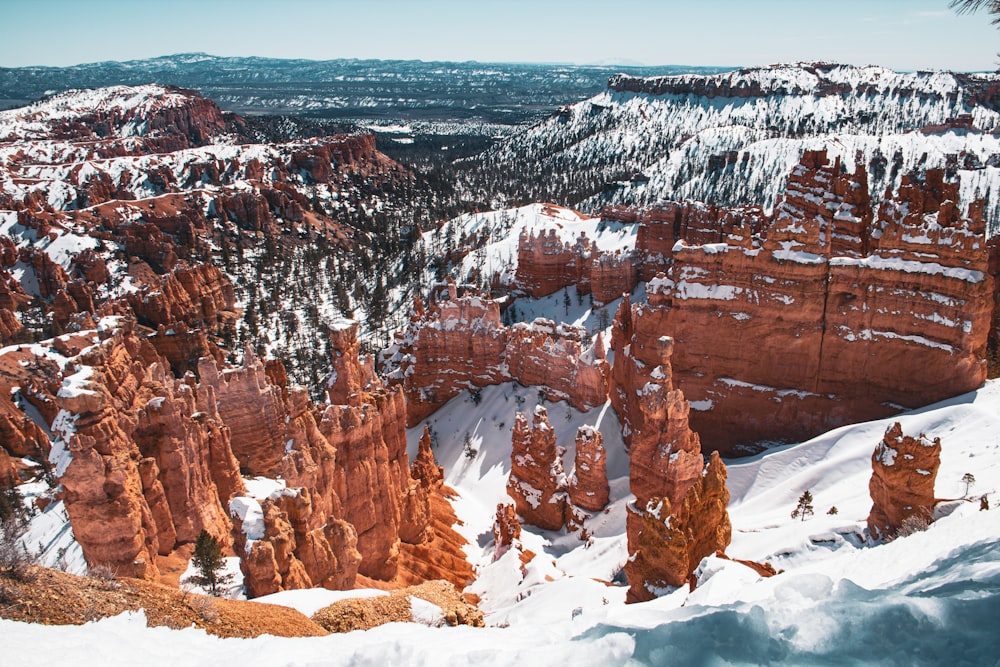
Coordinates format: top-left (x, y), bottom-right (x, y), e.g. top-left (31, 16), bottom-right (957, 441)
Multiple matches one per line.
top-left (460, 63), bottom-right (1000, 229)
top-left (419, 203), bottom-right (637, 289)
top-left (6, 377), bottom-right (1000, 664)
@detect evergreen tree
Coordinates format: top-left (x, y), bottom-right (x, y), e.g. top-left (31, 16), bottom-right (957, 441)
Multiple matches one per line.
top-left (188, 530), bottom-right (233, 597)
top-left (950, 0), bottom-right (1000, 25)
top-left (791, 490), bottom-right (814, 521)
top-left (962, 472), bottom-right (977, 497)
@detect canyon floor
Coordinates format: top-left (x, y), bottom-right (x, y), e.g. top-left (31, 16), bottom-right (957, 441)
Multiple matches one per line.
top-left (3, 377), bottom-right (999, 665)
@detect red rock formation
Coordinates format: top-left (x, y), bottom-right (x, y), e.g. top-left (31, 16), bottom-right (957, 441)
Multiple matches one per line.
top-left (590, 250), bottom-right (638, 305)
top-left (624, 452), bottom-right (731, 602)
top-left (146, 323), bottom-right (224, 376)
top-left (615, 150), bottom-right (992, 453)
top-left (492, 502), bottom-right (522, 561)
top-left (49, 319), bottom-right (246, 578)
top-left (326, 320), bottom-right (371, 406)
top-left (568, 426), bottom-right (609, 512)
top-left (128, 263), bottom-right (235, 333)
top-left (0, 308), bottom-right (24, 345)
top-left (411, 425), bottom-right (444, 490)
top-left (505, 319), bottom-right (609, 412)
top-left (610, 300), bottom-right (731, 601)
top-left (989, 237), bottom-right (1000, 349)
top-left (515, 228), bottom-right (593, 298)
top-left (507, 407), bottom-right (568, 531)
top-left (394, 284), bottom-right (508, 424)
top-left (391, 283), bottom-right (610, 424)
top-left (319, 388), bottom-right (411, 580)
top-left (867, 422), bottom-right (941, 540)
top-left (199, 347), bottom-right (287, 476)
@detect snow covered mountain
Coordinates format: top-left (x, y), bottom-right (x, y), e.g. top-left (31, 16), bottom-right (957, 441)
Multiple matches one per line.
top-left (458, 63), bottom-right (1000, 229)
top-left (2, 65), bottom-right (1000, 665)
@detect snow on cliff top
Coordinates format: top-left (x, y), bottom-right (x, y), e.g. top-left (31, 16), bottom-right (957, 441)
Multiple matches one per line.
top-left (0, 84), bottom-right (197, 141)
top-left (422, 203), bottom-right (637, 286)
top-left (611, 62), bottom-right (1000, 98)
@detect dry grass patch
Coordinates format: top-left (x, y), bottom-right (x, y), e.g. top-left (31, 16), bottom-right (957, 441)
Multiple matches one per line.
top-left (312, 579), bottom-right (484, 633)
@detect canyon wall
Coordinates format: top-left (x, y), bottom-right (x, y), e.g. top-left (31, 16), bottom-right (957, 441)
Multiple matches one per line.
top-left (516, 150), bottom-right (993, 454)
top-left (386, 279), bottom-right (610, 425)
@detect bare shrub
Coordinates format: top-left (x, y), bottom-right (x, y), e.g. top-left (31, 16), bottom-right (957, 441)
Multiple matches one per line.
top-left (890, 513), bottom-right (931, 541)
top-left (88, 563), bottom-right (120, 590)
top-left (188, 593), bottom-right (220, 624)
top-left (0, 519), bottom-right (36, 582)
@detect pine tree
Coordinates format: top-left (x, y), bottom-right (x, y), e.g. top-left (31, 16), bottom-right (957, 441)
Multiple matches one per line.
top-left (791, 490), bottom-right (814, 521)
top-left (962, 472), bottom-right (977, 497)
top-left (949, 0), bottom-right (1000, 25)
top-left (188, 530), bottom-right (233, 597)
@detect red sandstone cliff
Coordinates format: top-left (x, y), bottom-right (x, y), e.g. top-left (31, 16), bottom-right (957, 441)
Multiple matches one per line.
top-left (388, 280), bottom-right (609, 425)
top-left (587, 151), bottom-right (993, 454)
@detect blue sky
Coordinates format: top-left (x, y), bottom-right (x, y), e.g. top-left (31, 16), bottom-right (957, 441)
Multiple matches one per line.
top-left (1, 0), bottom-right (997, 71)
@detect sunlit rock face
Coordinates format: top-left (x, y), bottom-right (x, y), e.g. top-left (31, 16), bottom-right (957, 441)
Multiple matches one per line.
top-left (867, 422), bottom-right (942, 541)
top-left (612, 150), bottom-right (992, 454)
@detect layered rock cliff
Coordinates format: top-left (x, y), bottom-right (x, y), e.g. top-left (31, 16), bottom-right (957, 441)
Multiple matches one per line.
top-left (511, 150), bottom-right (993, 454)
top-left (385, 280), bottom-right (610, 425)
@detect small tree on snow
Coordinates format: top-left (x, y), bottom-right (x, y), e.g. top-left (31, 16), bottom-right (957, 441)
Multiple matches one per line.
top-left (961, 472), bottom-right (976, 497)
top-left (188, 530), bottom-right (233, 597)
top-left (791, 490), bottom-right (814, 521)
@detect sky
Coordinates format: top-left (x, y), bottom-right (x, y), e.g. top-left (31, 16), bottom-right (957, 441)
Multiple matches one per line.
top-left (0, 0), bottom-right (997, 72)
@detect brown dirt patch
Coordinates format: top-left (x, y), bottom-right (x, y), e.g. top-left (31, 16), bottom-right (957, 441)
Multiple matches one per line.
top-left (311, 579), bottom-right (484, 633)
top-left (0, 566), bottom-right (326, 638)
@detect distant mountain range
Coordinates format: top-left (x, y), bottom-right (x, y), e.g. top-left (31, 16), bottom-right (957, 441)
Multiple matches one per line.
top-left (0, 53), bottom-right (731, 124)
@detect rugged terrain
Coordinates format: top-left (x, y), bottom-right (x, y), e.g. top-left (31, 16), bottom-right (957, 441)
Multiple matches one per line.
top-left (0, 62), bottom-right (998, 664)
top-left (458, 63), bottom-right (1000, 223)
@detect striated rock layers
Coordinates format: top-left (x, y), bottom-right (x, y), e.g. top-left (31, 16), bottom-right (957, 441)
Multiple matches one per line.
top-left (515, 227), bottom-right (639, 305)
top-left (386, 279), bottom-right (610, 425)
top-left (867, 422), bottom-right (942, 541)
top-left (608, 150), bottom-right (993, 453)
top-left (611, 299), bottom-right (731, 603)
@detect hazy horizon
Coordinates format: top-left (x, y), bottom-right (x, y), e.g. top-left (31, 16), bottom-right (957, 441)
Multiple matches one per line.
top-left (1, 0), bottom-right (998, 73)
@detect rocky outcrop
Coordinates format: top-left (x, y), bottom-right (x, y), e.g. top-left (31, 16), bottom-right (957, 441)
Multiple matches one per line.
top-left (514, 227), bottom-right (639, 304)
top-left (387, 281), bottom-right (609, 425)
top-left (411, 425), bottom-right (444, 491)
top-left (0, 308), bottom-right (23, 345)
top-left (516, 228), bottom-right (593, 298)
top-left (51, 319), bottom-right (244, 579)
top-left (505, 320), bottom-right (609, 410)
top-left (568, 426), bottom-right (609, 512)
top-left (199, 347), bottom-right (287, 476)
top-left (624, 452), bottom-right (731, 602)
top-left (615, 151), bottom-right (992, 453)
top-left (507, 407), bottom-right (568, 531)
top-left (492, 502), bottom-right (522, 561)
top-left (0, 85), bottom-right (228, 148)
top-left (127, 263), bottom-right (236, 333)
top-left (610, 300), bottom-right (731, 602)
top-left (867, 422), bottom-right (941, 540)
